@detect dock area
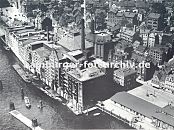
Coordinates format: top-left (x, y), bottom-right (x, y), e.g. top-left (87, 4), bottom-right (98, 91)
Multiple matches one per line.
top-left (96, 99), bottom-right (158, 130)
top-left (12, 64), bottom-right (29, 82)
top-left (82, 107), bottom-right (98, 114)
top-left (9, 110), bottom-right (43, 130)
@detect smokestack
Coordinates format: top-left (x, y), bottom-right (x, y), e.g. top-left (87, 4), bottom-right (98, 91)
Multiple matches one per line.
top-left (91, 19), bottom-right (95, 34)
top-left (81, 19), bottom-right (85, 51)
top-left (47, 26), bottom-right (50, 41)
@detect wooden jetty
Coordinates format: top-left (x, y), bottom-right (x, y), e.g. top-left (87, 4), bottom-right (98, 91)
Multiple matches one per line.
top-left (9, 110), bottom-right (43, 130)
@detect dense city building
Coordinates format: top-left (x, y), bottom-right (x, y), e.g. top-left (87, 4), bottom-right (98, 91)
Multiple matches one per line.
top-left (1, 0), bottom-right (174, 129)
top-left (146, 13), bottom-right (163, 31)
top-left (65, 66), bottom-right (108, 113)
top-left (114, 68), bottom-right (137, 89)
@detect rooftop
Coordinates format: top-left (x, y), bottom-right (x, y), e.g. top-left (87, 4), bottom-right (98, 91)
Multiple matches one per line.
top-left (22, 37), bottom-right (42, 46)
top-left (114, 68), bottom-right (136, 77)
top-left (58, 33), bottom-right (93, 51)
top-left (67, 67), bottom-right (105, 82)
top-left (152, 70), bottom-right (167, 82)
top-left (95, 33), bottom-right (112, 44)
top-left (136, 1), bottom-right (149, 8)
top-left (163, 105), bottom-right (174, 117)
top-left (136, 45), bottom-right (147, 53)
top-left (148, 13), bottom-right (161, 19)
top-left (131, 52), bottom-right (146, 63)
top-left (111, 92), bottom-right (161, 118)
top-left (124, 12), bottom-right (136, 18)
top-left (108, 8), bottom-right (118, 14)
top-left (9, 26), bottom-right (35, 32)
top-left (150, 46), bottom-right (167, 54)
top-left (15, 29), bottom-right (36, 35)
top-left (140, 28), bottom-right (151, 34)
top-left (34, 47), bottom-right (51, 60)
top-left (110, 25), bottom-right (121, 32)
top-left (121, 29), bottom-right (136, 37)
top-left (116, 39), bottom-right (131, 50)
top-left (119, 1), bottom-right (135, 7)
top-left (152, 106), bottom-right (174, 127)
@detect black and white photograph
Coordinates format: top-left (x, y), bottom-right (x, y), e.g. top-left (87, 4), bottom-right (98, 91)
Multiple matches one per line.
top-left (0, 0), bottom-right (174, 129)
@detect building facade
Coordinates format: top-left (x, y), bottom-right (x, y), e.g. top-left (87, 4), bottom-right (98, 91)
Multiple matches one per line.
top-left (114, 68), bottom-right (137, 89)
top-left (146, 13), bottom-right (163, 31)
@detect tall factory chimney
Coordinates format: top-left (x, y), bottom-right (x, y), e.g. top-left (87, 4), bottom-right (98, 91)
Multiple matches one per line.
top-left (91, 19), bottom-right (95, 34)
top-left (81, 19), bottom-right (85, 51)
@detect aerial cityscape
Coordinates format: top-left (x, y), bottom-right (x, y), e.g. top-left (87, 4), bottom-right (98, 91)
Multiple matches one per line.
top-left (0, 0), bottom-right (174, 130)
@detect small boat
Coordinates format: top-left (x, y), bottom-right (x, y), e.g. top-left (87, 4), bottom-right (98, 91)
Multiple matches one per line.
top-left (55, 96), bottom-right (63, 102)
top-left (4, 46), bottom-right (10, 51)
top-left (24, 78), bottom-right (32, 83)
top-left (24, 96), bottom-right (31, 108)
top-left (24, 75), bottom-right (32, 83)
top-left (93, 113), bottom-right (101, 116)
top-left (33, 75), bottom-right (39, 81)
